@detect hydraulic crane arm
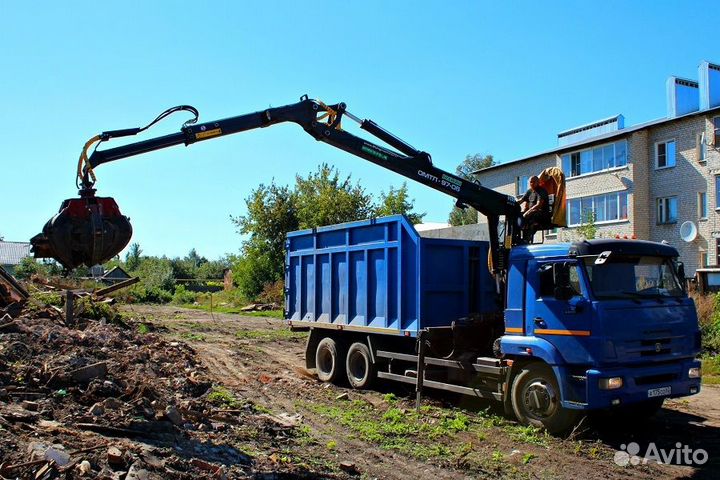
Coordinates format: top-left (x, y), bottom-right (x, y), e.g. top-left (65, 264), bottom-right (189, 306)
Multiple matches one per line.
top-left (34, 96), bottom-right (521, 277)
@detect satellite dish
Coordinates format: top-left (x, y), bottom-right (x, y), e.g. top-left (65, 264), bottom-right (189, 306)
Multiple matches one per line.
top-left (680, 221), bottom-right (697, 242)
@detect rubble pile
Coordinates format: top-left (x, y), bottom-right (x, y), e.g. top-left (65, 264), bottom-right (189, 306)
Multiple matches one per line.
top-left (0, 299), bottom-right (315, 479)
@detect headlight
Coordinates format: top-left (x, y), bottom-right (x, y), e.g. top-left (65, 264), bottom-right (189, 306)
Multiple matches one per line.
top-left (599, 377), bottom-right (623, 390)
top-left (689, 367), bottom-right (701, 379)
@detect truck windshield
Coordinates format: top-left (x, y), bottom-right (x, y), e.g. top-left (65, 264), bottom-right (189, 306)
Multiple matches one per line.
top-left (582, 255), bottom-right (683, 299)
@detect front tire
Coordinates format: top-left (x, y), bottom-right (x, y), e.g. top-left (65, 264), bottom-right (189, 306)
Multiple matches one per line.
top-left (345, 342), bottom-right (376, 389)
top-left (315, 337), bottom-right (344, 384)
top-left (511, 362), bottom-right (580, 434)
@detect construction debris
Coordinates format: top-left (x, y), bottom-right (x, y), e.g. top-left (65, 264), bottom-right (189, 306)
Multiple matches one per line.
top-left (239, 303), bottom-right (279, 312)
top-left (0, 265), bottom-right (28, 316)
top-left (0, 291), bottom-right (318, 479)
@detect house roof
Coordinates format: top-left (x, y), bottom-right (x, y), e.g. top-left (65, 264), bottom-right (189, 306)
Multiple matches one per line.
top-left (473, 105), bottom-right (720, 175)
top-left (0, 241), bottom-right (32, 266)
top-left (102, 266), bottom-right (131, 279)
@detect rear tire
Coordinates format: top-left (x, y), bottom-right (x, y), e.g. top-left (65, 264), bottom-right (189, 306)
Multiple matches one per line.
top-left (345, 342), bottom-right (376, 389)
top-left (315, 337), bottom-right (344, 384)
top-left (511, 362), bottom-right (581, 435)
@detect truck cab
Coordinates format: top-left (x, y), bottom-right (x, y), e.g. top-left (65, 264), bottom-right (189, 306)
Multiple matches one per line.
top-left (501, 239), bottom-right (702, 429)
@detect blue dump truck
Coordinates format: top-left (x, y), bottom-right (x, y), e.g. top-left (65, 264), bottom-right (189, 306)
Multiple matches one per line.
top-left (27, 97), bottom-right (703, 433)
top-left (287, 215), bottom-right (702, 433)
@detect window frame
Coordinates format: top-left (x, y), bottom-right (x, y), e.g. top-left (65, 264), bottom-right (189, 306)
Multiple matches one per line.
top-left (515, 175), bottom-right (530, 197)
top-left (566, 191), bottom-right (629, 227)
top-left (656, 196), bottom-right (678, 225)
top-left (561, 139), bottom-right (628, 178)
top-left (699, 191), bottom-right (708, 220)
top-left (714, 116), bottom-right (720, 147)
top-left (655, 139), bottom-right (677, 170)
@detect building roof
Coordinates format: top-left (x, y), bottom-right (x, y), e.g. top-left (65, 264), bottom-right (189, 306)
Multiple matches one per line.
top-left (0, 241), bottom-right (32, 266)
top-left (102, 266), bottom-right (131, 279)
top-left (473, 105), bottom-right (720, 175)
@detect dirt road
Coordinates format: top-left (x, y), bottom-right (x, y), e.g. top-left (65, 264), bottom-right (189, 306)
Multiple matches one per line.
top-left (130, 305), bottom-right (720, 480)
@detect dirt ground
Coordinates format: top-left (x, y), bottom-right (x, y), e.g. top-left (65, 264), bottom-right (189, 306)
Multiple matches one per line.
top-left (122, 305), bottom-right (720, 480)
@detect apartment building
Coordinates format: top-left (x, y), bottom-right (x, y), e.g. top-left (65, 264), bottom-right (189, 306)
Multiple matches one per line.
top-left (473, 61), bottom-right (720, 276)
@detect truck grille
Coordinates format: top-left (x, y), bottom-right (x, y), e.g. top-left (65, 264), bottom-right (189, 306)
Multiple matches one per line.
top-left (621, 329), bottom-right (683, 359)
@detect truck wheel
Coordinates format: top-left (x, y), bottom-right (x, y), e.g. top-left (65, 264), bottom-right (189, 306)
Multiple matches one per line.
top-left (315, 337), bottom-right (344, 384)
top-left (511, 363), bottom-right (580, 434)
top-left (346, 342), bottom-right (376, 389)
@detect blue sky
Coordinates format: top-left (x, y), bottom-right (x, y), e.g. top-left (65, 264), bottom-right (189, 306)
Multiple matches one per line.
top-left (1, 1), bottom-right (717, 259)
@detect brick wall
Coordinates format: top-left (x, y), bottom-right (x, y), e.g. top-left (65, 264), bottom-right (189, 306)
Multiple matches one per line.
top-left (473, 111), bottom-right (720, 275)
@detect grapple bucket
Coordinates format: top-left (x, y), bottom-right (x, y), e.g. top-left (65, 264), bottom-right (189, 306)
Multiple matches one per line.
top-left (30, 189), bottom-right (132, 270)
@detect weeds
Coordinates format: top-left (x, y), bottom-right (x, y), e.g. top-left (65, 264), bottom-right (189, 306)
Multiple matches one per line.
top-left (207, 386), bottom-right (244, 409)
top-left (180, 332), bottom-right (206, 342)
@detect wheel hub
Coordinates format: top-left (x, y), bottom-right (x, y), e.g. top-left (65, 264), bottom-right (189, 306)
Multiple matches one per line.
top-left (317, 348), bottom-right (333, 374)
top-left (348, 351), bottom-right (367, 381)
top-left (523, 380), bottom-right (557, 418)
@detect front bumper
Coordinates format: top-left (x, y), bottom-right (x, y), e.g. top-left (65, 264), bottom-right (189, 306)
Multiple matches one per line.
top-left (561, 358), bottom-right (702, 410)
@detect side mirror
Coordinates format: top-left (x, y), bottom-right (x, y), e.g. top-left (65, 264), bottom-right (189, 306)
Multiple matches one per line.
top-left (676, 261), bottom-right (687, 292)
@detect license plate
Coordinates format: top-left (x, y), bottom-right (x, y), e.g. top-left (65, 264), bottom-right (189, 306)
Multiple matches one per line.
top-left (647, 386), bottom-right (671, 398)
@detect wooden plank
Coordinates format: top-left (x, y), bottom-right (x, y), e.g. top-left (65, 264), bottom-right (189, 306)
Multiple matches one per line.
top-left (94, 277), bottom-right (139, 297)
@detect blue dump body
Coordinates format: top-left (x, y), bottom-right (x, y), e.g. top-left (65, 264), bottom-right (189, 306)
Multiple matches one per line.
top-left (285, 215), bottom-right (496, 336)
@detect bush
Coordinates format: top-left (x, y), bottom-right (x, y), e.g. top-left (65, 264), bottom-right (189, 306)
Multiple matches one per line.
top-left (123, 284), bottom-right (172, 304)
top-left (690, 291), bottom-right (720, 354)
top-left (75, 297), bottom-right (124, 323)
top-left (14, 257), bottom-right (49, 280)
top-left (172, 285), bottom-right (198, 304)
top-left (258, 280), bottom-right (284, 304)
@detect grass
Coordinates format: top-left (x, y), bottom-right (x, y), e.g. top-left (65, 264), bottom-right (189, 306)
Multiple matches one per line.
top-left (180, 332), bottom-right (207, 342)
top-left (302, 395), bottom-right (507, 463)
top-left (235, 328), bottom-right (307, 342)
top-left (701, 355), bottom-right (720, 385)
top-left (182, 302), bottom-right (284, 318)
top-left (207, 386), bottom-right (245, 409)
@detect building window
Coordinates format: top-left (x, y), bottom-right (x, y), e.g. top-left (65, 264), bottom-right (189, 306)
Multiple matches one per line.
top-left (655, 140), bottom-right (676, 169)
top-left (716, 176), bottom-right (720, 209)
top-left (699, 192), bottom-right (708, 219)
top-left (656, 196), bottom-right (678, 224)
top-left (700, 251), bottom-right (709, 268)
top-left (561, 140), bottom-right (628, 178)
top-left (714, 117), bottom-right (720, 146)
top-left (515, 175), bottom-right (530, 196)
top-left (716, 238), bottom-right (720, 266)
top-left (567, 191), bottom-right (628, 227)
top-left (698, 132), bottom-right (708, 162)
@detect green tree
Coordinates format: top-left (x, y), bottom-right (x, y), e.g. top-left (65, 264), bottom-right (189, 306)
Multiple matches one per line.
top-left (231, 164), bottom-right (418, 299)
top-left (231, 247), bottom-right (275, 299)
top-left (134, 256), bottom-right (175, 291)
top-left (125, 243), bottom-right (143, 272)
top-left (197, 259), bottom-right (228, 280)
top-left (231, 182), bottom-right (298, 288)
top-left (374, 182), bottom-right (426, 224)
top-left (14, 257), bottom-right (47, 279)
top-left (294, 164), bottom-right (373, 228)
top-left (448, 153), bottom-right (495, 226)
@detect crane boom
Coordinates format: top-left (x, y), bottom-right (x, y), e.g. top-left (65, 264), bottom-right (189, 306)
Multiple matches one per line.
top-left (32, 96), bottom-right (521, 278)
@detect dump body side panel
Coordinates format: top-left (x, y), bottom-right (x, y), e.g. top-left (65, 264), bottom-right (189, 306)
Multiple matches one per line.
top-left (286, 215), bottom-right (496, 336)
